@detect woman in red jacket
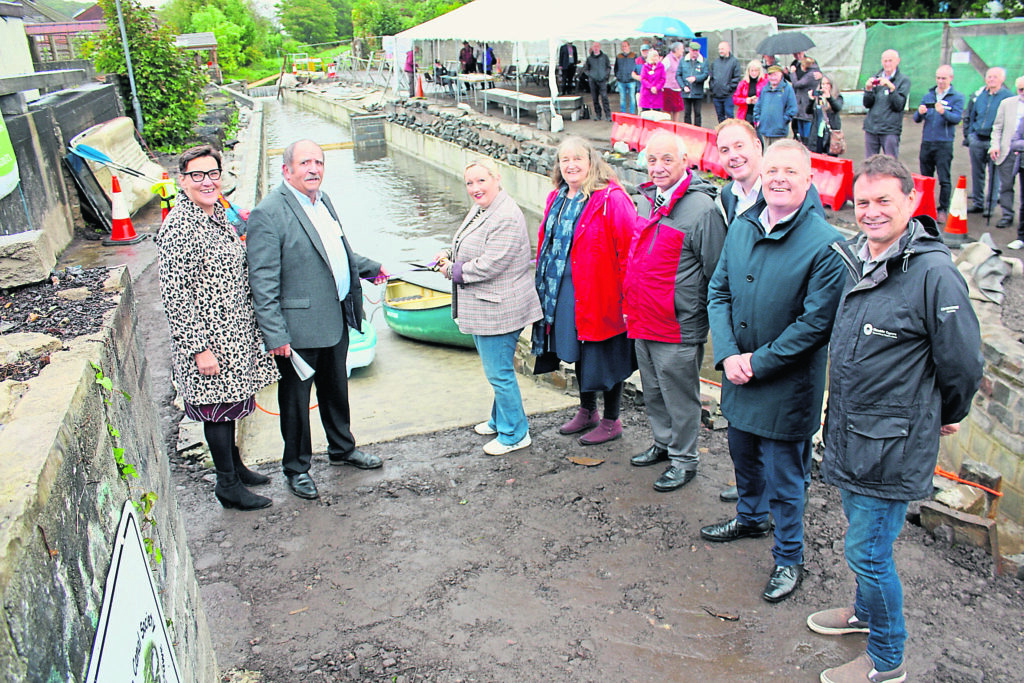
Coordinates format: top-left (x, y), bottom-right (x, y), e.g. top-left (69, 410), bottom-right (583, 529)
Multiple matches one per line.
top-left (733, 60), bottom-right (767, 125)
top-left (532, 136), bottom-right (638, 445)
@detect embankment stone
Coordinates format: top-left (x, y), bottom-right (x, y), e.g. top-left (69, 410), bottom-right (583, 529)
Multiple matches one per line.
top-left (0, 230), bottom-right (56, 288)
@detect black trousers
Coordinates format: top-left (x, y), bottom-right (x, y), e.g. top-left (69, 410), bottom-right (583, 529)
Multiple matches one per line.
top-left (561, 65), bottom-right (576, 94)
top-left (275, 327), bottom-right (353, 476)
top-left (589, 79), bottom-right (610, 119)
top-left (919, 140), bottom-right (954, 211)
top-left (683, 98), bottom-right (702, 127)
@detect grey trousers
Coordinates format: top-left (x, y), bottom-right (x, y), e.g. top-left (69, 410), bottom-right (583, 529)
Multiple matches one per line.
top-left (996, 153), bottom-right (1022, 221)
top-left (635, 339), bottom-right (704, 471)
top-left (968, 134), bottom-right (998, 210)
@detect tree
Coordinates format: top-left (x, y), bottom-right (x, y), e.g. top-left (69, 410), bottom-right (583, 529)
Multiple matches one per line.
top-left (351, 0), bottom-right (405, 37)
top-left (278, 0), bottom-right (336, 45)
top-left (89, 0), bottom-right (205, 147)
top-left (191, 6), bottom-right (244, 71)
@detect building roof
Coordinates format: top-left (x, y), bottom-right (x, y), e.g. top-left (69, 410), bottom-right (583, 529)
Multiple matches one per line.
top-left (174, 32), bottom-right (218, 50)
top-left (19, 0), bottom-right (73, 23)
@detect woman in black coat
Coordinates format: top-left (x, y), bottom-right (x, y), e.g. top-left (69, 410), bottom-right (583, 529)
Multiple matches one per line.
top-left (810, 74), bottom-right (844, 156)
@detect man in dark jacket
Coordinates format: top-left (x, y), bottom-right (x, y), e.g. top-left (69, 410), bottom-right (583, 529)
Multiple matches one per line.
top-left (709, 41), bottom-right (742, 123)
top-left (678, 42), bottom-right (708, 127)
top-left (863, 49), bottom-right (911, 157)
top-left (625, 130), bottom-right (727, 492)
top-left (558, 41), bottom-right (578, 95)
top-left (913, 65), bottom-right (965, 223)
top-left (615, 41), bottom-right (638, 115)
top-left (582, 42), bottom-right (611, 120)
top-left (702, 140), bottom-right (845, 604)
top-left (809, 155), bottom-right (982, 683)
top-left (965, 67), bottom-right (1012, 214)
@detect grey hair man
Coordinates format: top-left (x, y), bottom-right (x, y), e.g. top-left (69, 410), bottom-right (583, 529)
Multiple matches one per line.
top-left (965, 67), bottom-right (1012, 215)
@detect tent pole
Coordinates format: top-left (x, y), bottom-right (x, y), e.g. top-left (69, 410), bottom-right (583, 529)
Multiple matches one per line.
top-left (548, 38), bottom-right (558, 129)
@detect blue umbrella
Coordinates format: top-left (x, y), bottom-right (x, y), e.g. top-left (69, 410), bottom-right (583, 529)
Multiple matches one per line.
top-left (638, 17), bottom-right (693, 38)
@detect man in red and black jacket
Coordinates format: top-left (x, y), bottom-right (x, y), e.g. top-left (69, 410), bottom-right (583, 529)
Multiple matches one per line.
top-left (624, 129), bottom-right (727, 492)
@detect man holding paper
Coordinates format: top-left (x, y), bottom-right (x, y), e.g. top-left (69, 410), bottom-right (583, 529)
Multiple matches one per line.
top-left (248, 139), bottom-right (388, 500)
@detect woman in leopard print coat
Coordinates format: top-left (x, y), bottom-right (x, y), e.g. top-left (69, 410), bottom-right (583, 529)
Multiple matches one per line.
top-left (158, 145), bottom-right (279, 510)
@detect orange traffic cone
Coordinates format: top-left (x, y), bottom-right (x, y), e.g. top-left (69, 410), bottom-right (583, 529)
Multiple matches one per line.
top-left (415, 74), bottom-right (425, 98)
top-left (103, 174), bottom-right (145, 246)
top-left (943, 175), bottom-right (969, 247)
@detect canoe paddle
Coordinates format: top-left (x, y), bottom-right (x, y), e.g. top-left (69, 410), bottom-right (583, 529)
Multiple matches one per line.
top-left (69, 144), bottom-right (162, 182)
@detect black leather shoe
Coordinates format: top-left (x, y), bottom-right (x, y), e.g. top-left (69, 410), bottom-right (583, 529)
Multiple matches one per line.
top-left (631, 444), bottom-right (669, 467)
top-left (700, 517), bottom-right (772, 542)
top-left (719, 485), bottom-right (739, 502)
top-left (653, 466), bottom-right (696, 492)
top-left (996, 217), bottom-right (1014, 228)
top-left (967, 205), bottom-right (984, 214)
top-left (329, 449), bottom-right (383, 469)
top-left (762, 564), bottom-right (804, 603)
top-left (286, 472), bottom-right (319, 499)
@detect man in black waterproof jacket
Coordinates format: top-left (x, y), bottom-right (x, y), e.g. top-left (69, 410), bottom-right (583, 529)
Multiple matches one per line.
top-left (582, 41), bottom-right (611, 121)
top-left (808, 155), bottom-right (983, 683)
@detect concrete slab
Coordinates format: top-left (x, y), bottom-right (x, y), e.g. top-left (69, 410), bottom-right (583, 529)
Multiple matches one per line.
top-left (236, 323), bottom-right (577, 463)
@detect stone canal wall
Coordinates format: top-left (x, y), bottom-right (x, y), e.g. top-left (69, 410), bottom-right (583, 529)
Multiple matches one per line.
top-left (942, 297), bottom-right (1024, 523)
top-left (0, 269), bottom-right (216, 681)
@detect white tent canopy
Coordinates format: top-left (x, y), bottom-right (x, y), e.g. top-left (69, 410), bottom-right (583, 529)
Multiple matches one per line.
top-left (396, 0), bottom-right (777, 43)
top-left (393, 0), bottom-right (777, 128)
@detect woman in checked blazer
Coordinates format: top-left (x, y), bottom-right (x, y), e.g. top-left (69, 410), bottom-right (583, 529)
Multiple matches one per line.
top-left (435, 158), bottom-right (542, 456)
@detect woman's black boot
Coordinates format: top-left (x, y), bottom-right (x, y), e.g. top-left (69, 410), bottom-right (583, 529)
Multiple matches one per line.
top-left (232, 445), bottom-right (270, 486)
top-left (214, 470), bottom-right (272, 510)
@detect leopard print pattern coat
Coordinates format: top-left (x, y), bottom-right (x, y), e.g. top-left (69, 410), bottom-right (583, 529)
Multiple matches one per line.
top-left (158, 194), bottom-right (279, 406)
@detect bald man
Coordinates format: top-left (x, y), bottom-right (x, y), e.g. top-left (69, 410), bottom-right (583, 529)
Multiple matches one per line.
top-left (863, 49), bottom-right (911, 157)
top-left (965, 67), bottom-right (1012, 214)
top-left (913, 65), bottom-right (965, 222)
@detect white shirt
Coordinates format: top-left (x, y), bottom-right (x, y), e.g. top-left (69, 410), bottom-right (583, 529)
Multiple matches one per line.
top-left (758, 204), bottom-right (799, 235)
top-left (284, 182), bottom-right (351, 297)
top-left (731, 177), bottom-right (762, 219)
top-left (655, 172), bottom-right (689, 208)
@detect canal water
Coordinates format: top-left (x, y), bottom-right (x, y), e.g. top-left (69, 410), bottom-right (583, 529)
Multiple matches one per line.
top-left (262, 99), bottom-right (540, 284)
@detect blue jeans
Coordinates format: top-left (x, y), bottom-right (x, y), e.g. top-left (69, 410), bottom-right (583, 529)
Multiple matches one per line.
top-left (712, 96), bottom-right (734, 123)
top-left (841, 489), bottom-right (909, 672)
top-left (474, 329), bottom-right (529, 445)
top-left (728, 427), bottom-right (809, 565)
top-left (617, 81), bottom-right (637, 114)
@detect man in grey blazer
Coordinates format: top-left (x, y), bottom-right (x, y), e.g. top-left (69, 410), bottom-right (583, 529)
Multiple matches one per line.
top-left (989, 75), bottom-right (1024, 230)
top-left (248, 139), bottom-right (388, 500)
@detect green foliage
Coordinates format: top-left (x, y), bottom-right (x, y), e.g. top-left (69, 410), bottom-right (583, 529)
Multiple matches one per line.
top-left (191, 6), bottom-right (244, 71)
top-left (351, 0), bottom-right (404, 37)
top-left (89, 0), bottom-right (205, 147)
top-left (160, 0), bottom-right (276, 68)
top-left (278, 0), bottom-right (336, 44)
top-left (724, 0), bottom-right (1022, 22)
top-left (90, 361), bottom-right (162, 566)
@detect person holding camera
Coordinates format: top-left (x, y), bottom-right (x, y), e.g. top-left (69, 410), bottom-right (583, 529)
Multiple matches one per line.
top-left (913, 65), bottom-right (965, 224)
top-left (863, 49), bottom-right (911, 157)
top-left (809, 74), bottom-right (845, 157)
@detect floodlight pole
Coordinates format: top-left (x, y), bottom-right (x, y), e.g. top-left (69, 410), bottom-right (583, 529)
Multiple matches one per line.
top-left (114, 0), bottom-right (144, 132)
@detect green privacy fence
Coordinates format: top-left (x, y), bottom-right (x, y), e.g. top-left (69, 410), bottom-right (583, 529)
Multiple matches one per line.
top-left (858, 19), bottom-right (1024, 107)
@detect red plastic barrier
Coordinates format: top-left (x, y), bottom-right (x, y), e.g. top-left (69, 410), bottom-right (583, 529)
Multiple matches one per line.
top-left (670, 123), bottom-right (710, 170)
top-left (701, 132), bottom-right (728, 178)
top-left (638, 118), bottom-right (664, 152)
top-left (911, 174), bottom-right (938, 219)
top-left (809, 153), bottom-right (854, 211)
top-left (610, 113), bottom-right (642, 152)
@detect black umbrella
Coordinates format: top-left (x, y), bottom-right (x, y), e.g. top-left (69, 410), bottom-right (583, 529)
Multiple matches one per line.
top-left (756, 32), bottom-right (815, 56)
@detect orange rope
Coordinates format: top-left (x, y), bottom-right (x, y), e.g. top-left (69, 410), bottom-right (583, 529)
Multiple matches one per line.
top-left (934, 466), bottom-right (1003, 497)
top-left (700, 377), bottom-right (722, 388)
top-left (255, 401), bottom-right (318, 416)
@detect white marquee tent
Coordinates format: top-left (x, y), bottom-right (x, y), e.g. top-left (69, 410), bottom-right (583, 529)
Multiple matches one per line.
top-left (392, 0), bottom-right (778, 123)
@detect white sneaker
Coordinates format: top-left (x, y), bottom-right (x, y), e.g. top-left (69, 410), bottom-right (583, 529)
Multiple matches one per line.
top-left (1007, 239), bottom-right (1024, 250)
top-left (474, 421), bottom-right (497, 435)
top-left (483, 433), bottom-right (531, 456)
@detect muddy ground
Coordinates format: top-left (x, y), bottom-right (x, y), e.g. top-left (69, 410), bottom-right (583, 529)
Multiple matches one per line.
top-left (127, 261), bottom-right (1024, 683)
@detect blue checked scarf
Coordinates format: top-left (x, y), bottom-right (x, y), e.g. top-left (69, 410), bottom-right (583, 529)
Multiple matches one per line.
top-left (532, 186), bottom-right (585, 353)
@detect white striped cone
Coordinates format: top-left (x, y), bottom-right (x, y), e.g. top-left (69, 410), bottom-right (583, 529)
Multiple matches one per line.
top-left (103, 174), bottom-right (144, 245)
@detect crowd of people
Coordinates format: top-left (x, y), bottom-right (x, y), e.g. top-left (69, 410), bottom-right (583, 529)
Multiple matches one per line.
top-left (552, 40), bottom-right (1024, 247)
top-left (159, 56), bottom-right (998, 677)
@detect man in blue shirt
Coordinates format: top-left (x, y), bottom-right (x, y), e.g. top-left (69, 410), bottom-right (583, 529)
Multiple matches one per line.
top-left (912, 65), bottom-right (965, 223)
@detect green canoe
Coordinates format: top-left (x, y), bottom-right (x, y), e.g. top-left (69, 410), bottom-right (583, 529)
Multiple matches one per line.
top-left (383, 271), bottom-right (475, 349)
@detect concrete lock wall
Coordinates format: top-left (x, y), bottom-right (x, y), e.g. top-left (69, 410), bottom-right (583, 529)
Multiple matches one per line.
top-left (0, 268), bottom-right (216, 681)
